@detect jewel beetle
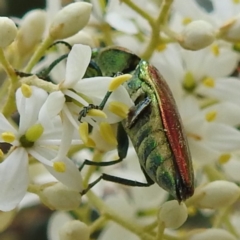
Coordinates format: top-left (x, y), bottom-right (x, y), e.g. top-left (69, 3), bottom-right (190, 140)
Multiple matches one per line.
top-left (79, 46), bottom-right (194, 202)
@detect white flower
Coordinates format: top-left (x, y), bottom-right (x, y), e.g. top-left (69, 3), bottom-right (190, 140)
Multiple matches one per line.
top-left (0, 86), bottom-right (82, 211)
top-left (54, 44), bottom-right (133, 155)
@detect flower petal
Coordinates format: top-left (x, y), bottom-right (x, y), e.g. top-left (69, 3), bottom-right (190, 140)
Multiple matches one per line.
top-left (45, 157), bottom-right (83, 192)
top-left (0, 113), bottom-right (17, 135)
top-left (64, 44), bottom-right (91, 88)
top-left (0, 148), bottom-right (28, 211)
top-left (38, 91), bottom-right (65, 129)
top-left (16, 86), bottom-right (48, 134)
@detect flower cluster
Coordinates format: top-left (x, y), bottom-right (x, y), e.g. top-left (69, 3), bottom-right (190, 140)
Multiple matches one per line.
top-left (0, 0), bottom-right (240, 240)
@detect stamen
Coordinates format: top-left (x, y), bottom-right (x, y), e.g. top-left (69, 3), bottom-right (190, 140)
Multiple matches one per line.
top-left (156, 44), bottom-right (166, 51)
top-left (218, 153), bottom-right (231, 164)
top-left (2, 132), bottom-right (15, 143)
top-left (0, 149), bottom-right (4, 158)
top-left (21, 84), bottom-right (32, 98)
top-left (85, 137), bottom-right (95, 148)
top-left (88, 109), bottom-right (107, 118)
top-left (100, 122), bottom-right (118, 146)
top-left (203, 77), bottom-right (215, 88)
top-left (182, 17), bottom-right (192, 25)
top-left (211, 44), bottom-right (220, 56)
top-left (53, 161), bottom-right (66, 172)
top-left (108, 101), bottom-right (129, 118)
top-left (79, 122), bottom-right (89, 144)
top-left (205, 111), bottom-right (217, 122)
top-left (109, 74), bottom-right (132, 91)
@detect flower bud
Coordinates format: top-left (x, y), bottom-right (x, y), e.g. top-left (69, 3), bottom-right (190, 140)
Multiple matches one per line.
top-left (16, 9), bottom-right (46, 55)
top-left (178, 20), bottom-right (215, 50)
top-left (194, 180), bottom-right (240, 209)
top-left (39, 182), bottom-right (81, 210)
top-left (158, 200), bottom-right (188, 229)
top-left (219, 15), bottom-right (240, 41)
top-left (49, 2), bottom-right (92, 40)
top-left (0, 17), bottom-right (17, 48)
top-left (59, 220), bottom-right (90, 240)
top-left (189, 228), bottom-right (237, 240)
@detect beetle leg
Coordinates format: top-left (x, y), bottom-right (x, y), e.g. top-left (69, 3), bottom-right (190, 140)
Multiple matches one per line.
top-left (78, 158), bottom-right (124, 171)
top-left (126, 96), bottom-right (151, 128)
top-left (81, 173), bottom-right (153, 195)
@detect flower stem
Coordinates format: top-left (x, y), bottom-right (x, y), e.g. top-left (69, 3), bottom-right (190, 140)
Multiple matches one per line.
top-left (121, 0), bottom-right (154, 25)
top-left (0, 48), bottom-right (18, 82)
top-left (156, 221), bottom-right (165, 240)
top-left (141, 0), bottom-right (173, 60)
top-left (24, 36), bottom-right (54, 73)
top-left (21, 75), bottom-right (59, 92)
top-left (89, 215), bottom-right (107, 234)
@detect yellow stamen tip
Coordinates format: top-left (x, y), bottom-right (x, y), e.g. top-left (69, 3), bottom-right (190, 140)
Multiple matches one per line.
top-left (211, 44), bottom-right (220, 56)
top-left (108, 101), bottom-right (129, 119)
top-left (53, 161), bottom-right (66, 172)
top-left (21, 84), bottom-right (32, 98)
top-left (218, 153), bottom-right (231, 164)
top-left (88, 109), bottom-right (107, 118)
top-left (109, 74), bottom-right (132, 91)
top-left (233, 0), bottom-right (240, 4)
top-left (203, 77), bottom-right (215, 88)
top-left (182, 17), bottom-right (192, 25)
top-left (205, 111), bottom-right (217, 122)
top-left (79, 122), bottom-right (89, 144)
top-left (2, 132), bottom-right (15, 143)
top-left (100, 122), bottom-right (118, 146)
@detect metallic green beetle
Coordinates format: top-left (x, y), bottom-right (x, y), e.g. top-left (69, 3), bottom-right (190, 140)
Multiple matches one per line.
top-left (81, 47), bottom-right (194, 202)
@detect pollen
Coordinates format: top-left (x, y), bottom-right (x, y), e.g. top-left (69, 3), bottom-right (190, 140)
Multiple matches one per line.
top-left (182, 17), bottom-right (192, 25)
top-left (109, 74), bottom-right (132, 91)
top-left (100, 122), bottom-right (118, 146)
top-left (25, 124), bottom-right (44, 142)
top-left (211, 44), bottom-right (220, 56)
top-left (218, 153), bottom-right (231, 164)
top-left (202, 77), bottom-right (215, 88)
top-left (53, 161), bottom-right (66, 172)
top-left (2, 132), bottom-right (15, 143)
top-left (88, 109), bottom-right (107, 118)
top-left (79, 122), bottom-right (89, 144)
top-left (205, 111), bottom-right (217, 122)
top-left (108, 101), bottom-right (129, 119)
top-left (21, 84), bottom-right (32, 98)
